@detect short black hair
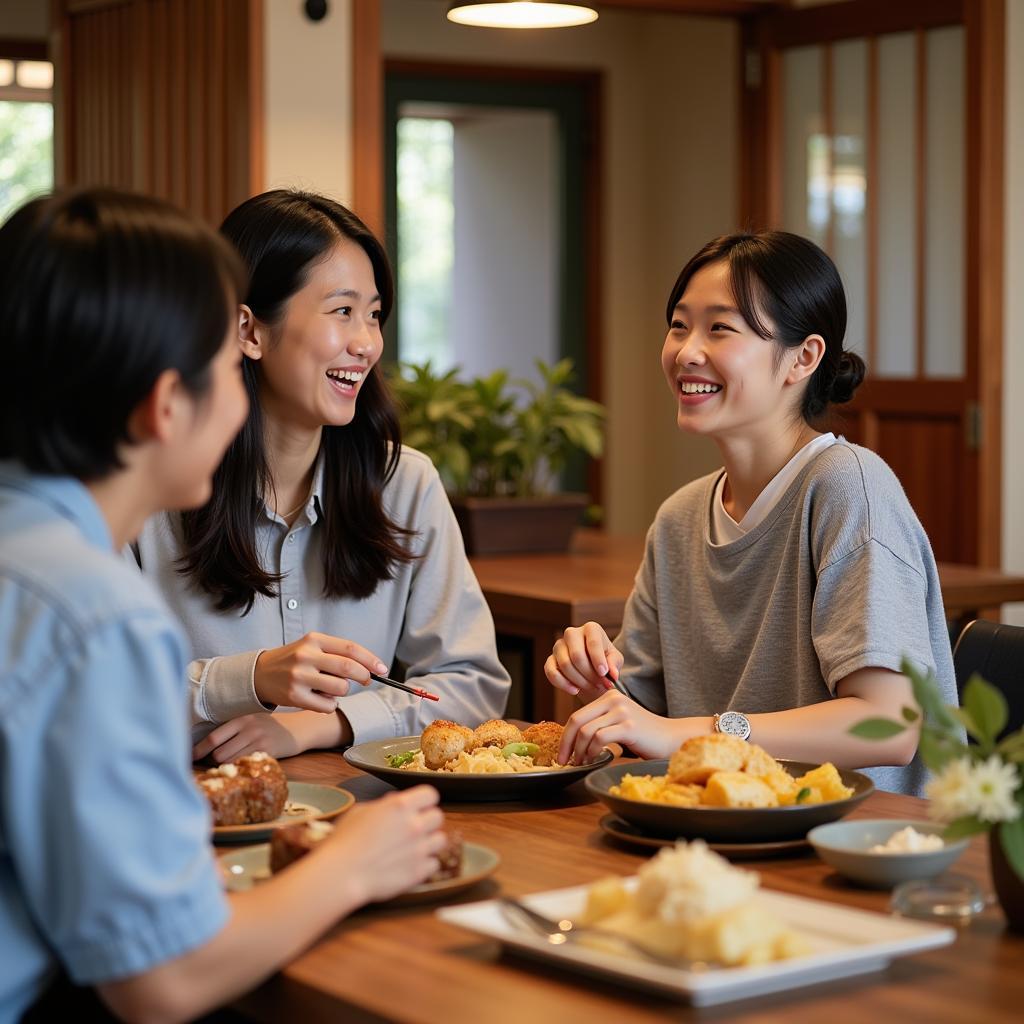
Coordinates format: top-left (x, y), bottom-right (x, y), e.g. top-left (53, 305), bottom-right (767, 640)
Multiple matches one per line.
top-left (0, 188), bottom-right (247, 479)
top-left (666, 230), bottom-right (866, 422)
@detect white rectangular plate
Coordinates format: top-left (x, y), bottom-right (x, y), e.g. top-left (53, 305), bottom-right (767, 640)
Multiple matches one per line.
top-left (437, 881), bottom-right (955, 1006)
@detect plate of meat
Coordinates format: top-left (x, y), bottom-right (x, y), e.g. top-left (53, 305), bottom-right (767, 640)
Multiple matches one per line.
top-left (195, 752), bottom-right (354, 843)
top-left (219, 824), bottom-right (500, 906)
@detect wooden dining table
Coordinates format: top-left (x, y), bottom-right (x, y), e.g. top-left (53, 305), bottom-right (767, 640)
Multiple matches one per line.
top-left (470, 531), bottom-right (1024, 722)
top-left (229, 750), bottom-right (1023, 1024)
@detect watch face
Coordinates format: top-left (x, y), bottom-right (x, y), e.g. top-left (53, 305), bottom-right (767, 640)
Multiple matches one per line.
top-left (717, 711), bottom-right (751, 739)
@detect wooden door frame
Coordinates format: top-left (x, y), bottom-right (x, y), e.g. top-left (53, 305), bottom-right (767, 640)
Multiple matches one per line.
top-left (738, 0), bottom-right (1005, 568)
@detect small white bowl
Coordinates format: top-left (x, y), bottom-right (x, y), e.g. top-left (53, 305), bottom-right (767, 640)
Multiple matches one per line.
top-left (807, 819), bottom-right (969, 889)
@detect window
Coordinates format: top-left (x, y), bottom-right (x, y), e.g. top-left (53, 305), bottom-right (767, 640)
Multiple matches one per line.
top-left (0, 57), bottom-right (54, 224)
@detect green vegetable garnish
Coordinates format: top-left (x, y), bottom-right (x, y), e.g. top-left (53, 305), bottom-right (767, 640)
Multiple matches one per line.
top-left (387, 750), bottom-right (417, 768)
top-left (501, 741), bottom-right (540, 759)
top-left (795, 787), bottom-right (812, 804)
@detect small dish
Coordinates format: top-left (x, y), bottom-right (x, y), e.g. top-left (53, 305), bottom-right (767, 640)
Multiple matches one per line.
top-left (807, 819), bottom-right (969, 888)
top-left (219, 840), bottom-right (501, 906)
top-left (891, 875), bottom-right (989, 923)
top-left (212, 782), bottom-right (354, 844)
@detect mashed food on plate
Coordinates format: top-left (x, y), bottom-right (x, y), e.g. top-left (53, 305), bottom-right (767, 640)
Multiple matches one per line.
top-left (581, 840), bottom-right (809, 965)
top-left (389, 719), bottom-right (570, 773)
top-left (610, 734), bottom-right (854, 809)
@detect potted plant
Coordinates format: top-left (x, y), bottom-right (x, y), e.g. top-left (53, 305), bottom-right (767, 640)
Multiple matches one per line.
top-left (850, 657), bottom-right (1024, 930)
top-left (389, 358), bottom-right (605, 555)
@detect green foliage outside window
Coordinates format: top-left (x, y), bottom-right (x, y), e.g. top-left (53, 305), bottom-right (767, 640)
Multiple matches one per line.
top-left (0, 101), bottom-right (53, 224)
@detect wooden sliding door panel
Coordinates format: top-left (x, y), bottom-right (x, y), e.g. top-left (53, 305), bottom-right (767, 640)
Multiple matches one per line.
top-left (56, 0), bottom-right (263, 225)
top-left (876, 416), bottom-right (962, 560)
top-left (743, 0), bottom-right (1002, 567)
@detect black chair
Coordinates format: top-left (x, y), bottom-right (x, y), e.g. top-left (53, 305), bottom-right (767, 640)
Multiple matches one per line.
top-left (952, 619), bottom-right (1024, 740)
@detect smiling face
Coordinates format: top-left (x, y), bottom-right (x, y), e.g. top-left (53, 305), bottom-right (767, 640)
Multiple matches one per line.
top-left (661, 260), bottom-right (798, 440)
top-left (255, 238), bottom-right (383, 431)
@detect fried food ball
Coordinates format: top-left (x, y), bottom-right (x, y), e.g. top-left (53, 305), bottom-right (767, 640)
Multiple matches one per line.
top-left (197, 774), bottom-right (248, 826)
top-left (522, 720), bottom-right (564, 766)
top-left (470, 719), bottom-right (523, 751)
top-left (667, 734), bottom-right (749, 785)
top-left (421, 720), bottom-right (474, 770)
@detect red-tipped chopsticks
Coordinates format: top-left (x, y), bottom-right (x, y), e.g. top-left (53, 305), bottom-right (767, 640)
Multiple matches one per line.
top-left (370, 672), bottom-right (440, 701)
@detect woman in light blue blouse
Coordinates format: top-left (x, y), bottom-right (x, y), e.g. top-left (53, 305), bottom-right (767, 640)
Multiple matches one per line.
top-left (0, 189), bottom-right (446, 1022)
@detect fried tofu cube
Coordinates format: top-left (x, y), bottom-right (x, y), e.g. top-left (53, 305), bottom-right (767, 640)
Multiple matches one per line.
top-left (794, 763), bottom-right (853, 802)
top-left (668, 734), bottom-right (749, 785)
top-left (701, 771), bottom-right (779, 809)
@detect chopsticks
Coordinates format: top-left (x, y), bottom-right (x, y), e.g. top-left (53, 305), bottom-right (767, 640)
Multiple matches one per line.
top-left (370, 672), bottom-right (440, 702)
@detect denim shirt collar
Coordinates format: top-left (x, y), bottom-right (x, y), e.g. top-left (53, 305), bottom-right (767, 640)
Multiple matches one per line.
top-left (0, 460), bottom-right (114, 551)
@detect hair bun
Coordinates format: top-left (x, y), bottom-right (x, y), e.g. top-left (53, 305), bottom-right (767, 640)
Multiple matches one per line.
top-left (828, 350), bottom-right (866, 405)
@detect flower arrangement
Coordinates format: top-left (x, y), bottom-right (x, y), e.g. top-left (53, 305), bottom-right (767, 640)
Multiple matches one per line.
top-left (850, 657), bottom-right (1024, 883)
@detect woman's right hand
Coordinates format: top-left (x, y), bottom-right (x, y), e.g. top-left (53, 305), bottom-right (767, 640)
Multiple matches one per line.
top-left (544, 621), bottom-right (624, 696)
top-left (323, 786), bottom-right (447, 904)
top-left (253, 632), bottom-right (389, 712)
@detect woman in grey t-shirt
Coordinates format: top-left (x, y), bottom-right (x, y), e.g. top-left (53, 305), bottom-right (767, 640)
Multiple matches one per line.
top-left (544, 231), bottom-right (955, 795)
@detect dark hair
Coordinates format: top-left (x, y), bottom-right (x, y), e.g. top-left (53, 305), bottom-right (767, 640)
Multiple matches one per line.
top-left (0, 188), bottom-right (246, 478)
top-left (665, 230), bottom-right (866, 422)
top-left (177, 190), bottom-right (415, 612)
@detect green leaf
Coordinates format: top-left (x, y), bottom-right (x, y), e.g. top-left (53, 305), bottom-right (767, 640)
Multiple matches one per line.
top-left (795, 787), bottom-right (811, 804)
top-left (901, 706), bottom-right (921, 723)
top-left (962, 673), bottom-right (1009, 745)
top-left (918, 727), bottom-right (968, 773)
top-left (999, 818), bottom-right (1024, 885)
top-left (996, 733), bottom-right (1024, 759)
top-left (848, 718), bottom-right (907, 740)
top-left (949, 706), bottom-right (987, 746)
top-left (901, 656), bottom-right (960, 732)
top-left (942, 815), bottom-right (992, 841)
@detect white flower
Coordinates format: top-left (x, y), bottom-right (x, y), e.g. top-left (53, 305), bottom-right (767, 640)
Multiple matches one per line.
top-left (926, 755), bottom-right (1021, 824)
top-left (926, 757), bottom-right (978, 822)
top-left (969, 756), bottom-right (1021, 823)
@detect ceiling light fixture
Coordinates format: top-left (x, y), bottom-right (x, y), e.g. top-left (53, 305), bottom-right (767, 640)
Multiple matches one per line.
top-left (446, 1), bottom-right (598, 30)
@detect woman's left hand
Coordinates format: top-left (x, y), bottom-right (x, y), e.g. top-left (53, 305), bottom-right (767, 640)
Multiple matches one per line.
top-left (192, 709), bottom-right (342, 763)
top-left (558, 690), bottom-right (691, 765)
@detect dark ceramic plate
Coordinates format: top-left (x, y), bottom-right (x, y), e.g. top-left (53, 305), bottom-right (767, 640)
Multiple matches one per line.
top-left (344, 736), bottom-right (614, 801)
top-left (597, 814), bottom-right (811, 858)
top-left (585, 760), bottom-right (873, 842)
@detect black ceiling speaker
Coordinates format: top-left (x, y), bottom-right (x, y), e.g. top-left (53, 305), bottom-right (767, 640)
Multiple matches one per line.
top-left (304, 0), bottom-right (329, 22)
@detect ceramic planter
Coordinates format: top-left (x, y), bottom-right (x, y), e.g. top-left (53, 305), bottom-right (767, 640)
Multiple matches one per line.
top-left (451, 493), bottom-right (589, 556)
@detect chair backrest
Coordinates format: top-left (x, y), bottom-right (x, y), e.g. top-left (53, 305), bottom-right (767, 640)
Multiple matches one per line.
top-left (952, 619), bottom-right (1024, 740)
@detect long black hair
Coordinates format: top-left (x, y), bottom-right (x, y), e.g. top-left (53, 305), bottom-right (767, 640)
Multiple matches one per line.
top-left (0, 188), bottom-right (245, 478)
top-left (177, 190), bottom-right (415, 613)
top-left (666, 230), bottom-right (866, 422)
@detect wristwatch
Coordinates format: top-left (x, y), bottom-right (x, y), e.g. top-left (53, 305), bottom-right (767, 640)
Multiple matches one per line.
top-left (713, 710), bottom-right (751, 741)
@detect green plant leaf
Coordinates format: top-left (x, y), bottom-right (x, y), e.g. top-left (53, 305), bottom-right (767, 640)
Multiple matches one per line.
top-left (901, 656), bottom-right (960, 732)
top-left (942, 815), bottom-right (992, 841)
top-left (962, 673), bottom-right (1009, 745)
top-left (918, 727), bottom-right (968, 773)
top-left (997, 733), bottom-right (1024, 759)
top-left (949, 706), bottom-right (987, 744)
top-left (999, 818), bottom-right (1024, 885)
top-left (848, 718), bottom-right (907, 740)
top-left (901, 706), bottom-right (921, 723)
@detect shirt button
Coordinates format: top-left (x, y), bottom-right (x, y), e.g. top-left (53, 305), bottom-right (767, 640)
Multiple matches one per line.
top-left (288, 535), bottom-right (296, 544)
top-left (287, 599), bottom-right (298, 610)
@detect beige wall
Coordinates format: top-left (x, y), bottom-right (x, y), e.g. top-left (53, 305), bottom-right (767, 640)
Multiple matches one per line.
top-left (381, 0), bottom-right (735, 533)
top-left (1003, 0), bottom-right (1024, 624)
top-left (263, 0), bottom-right (354, 204)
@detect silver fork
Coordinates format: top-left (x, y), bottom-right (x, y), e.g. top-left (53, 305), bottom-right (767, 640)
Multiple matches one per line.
top-left (498, 897), bottom-right (712, 971)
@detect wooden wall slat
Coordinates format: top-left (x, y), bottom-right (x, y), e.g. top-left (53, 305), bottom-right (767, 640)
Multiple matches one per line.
top-left (57, 0), bottom-right (263, 225)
